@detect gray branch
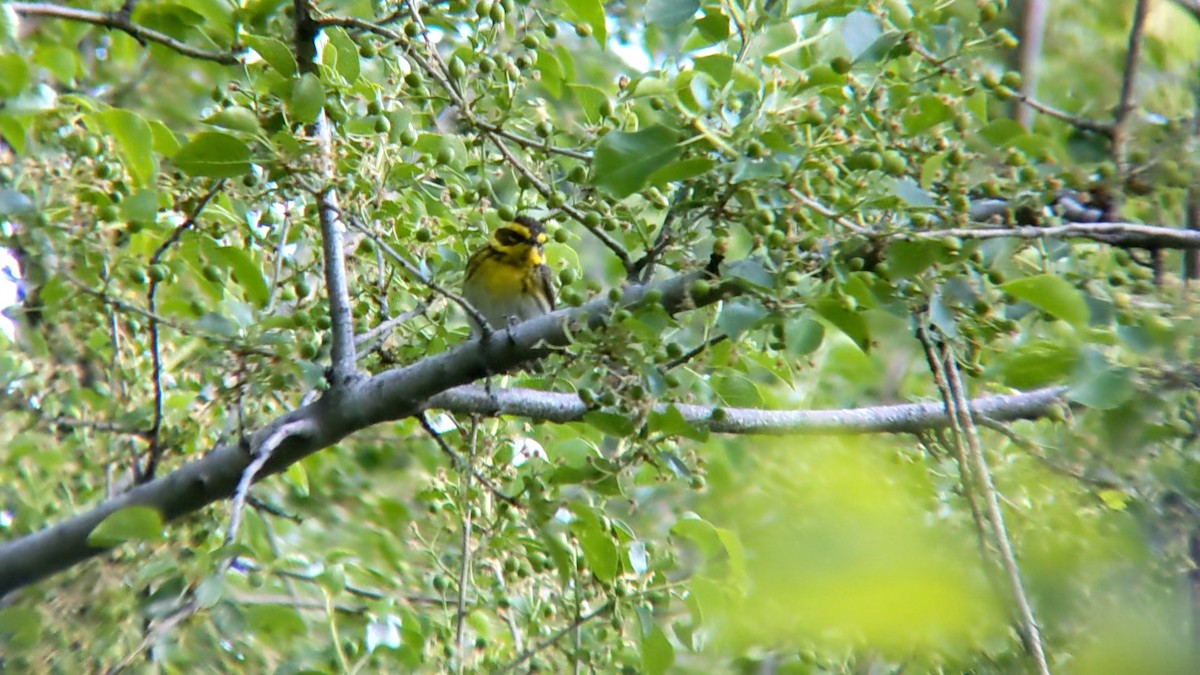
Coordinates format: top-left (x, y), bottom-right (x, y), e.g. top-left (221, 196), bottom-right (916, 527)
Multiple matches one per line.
top-left (10, 2), bottom-right (243, 64)
top-left (913, 222), bottom-right (1200, 250)
top-left (427, 385), bottom-right (1068, 435)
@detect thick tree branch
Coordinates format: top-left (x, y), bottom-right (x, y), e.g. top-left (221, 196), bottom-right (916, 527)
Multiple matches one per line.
top-left (0, 267), bottom-right (725, 596)
top-left (427, 384), bottom-right (1067, 435)
top-left (9, 2), bottom-right (243, 64)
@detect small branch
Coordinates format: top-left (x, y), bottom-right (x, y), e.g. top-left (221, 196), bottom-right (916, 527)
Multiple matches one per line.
top-left (454, 419), bottom-right (478, 673)
top-left (223, 419), bottom-right (315, 561)
top-left (346, 215), bottom-right (492, 336)
top-left (630, 189), bottom-right (690, 284)
top-left (295, 0), bottom-right (356, 387)
top-left (486, 135), bottom-right (633, 270)
top-left (142, 180), bottom-right (226, 482)
top-left (9, 2), bottom-right (242, 64)
top-left (419, 414), bottom-right (518, 506)
top-left (354, 303), bottom-right (428, 354)
top-left (427, 384), bottom-right (1068, 435)
top-left (907, 222), bottom-right (1200, 250)
top-left (500, 601), bottom-right (613, 673)
top-left (908, 37), bottom-right (1112, 135)
top-left (664, 334), bottom-right (728, 370)
top-left (924, 328), bottom-right (1050, 675)
top-left (916, 325), bottom-right (994, 566)
top-left (789, 188), bottom-right (869, 233)
top-left (1113, 0), bottom-right (1152, 172)
top-left (1012, 0), bottom-right (1050, 129)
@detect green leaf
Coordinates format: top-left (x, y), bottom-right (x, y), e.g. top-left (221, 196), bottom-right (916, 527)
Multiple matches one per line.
top-left (717, 298), bottom-right (769, 338)
top-left (87, 506), bottom-right (165, 547)
top-left (646, 157), bottom-right (714, 185)
top-left (96, 109), bottom-right (157, 187)
top-left (671, 515), bottom-right (723, 557)
top-left (785, 317), bottom-right (825, 356)
top-left (289, 73), bottom-right (324, 124)
top-left (0, 53), bottom-right (29, 97)
top-left (0, 606), bottom-right (41, 649)
top-left (885, 239), bottom-right (951, 278)
top-left (648, 405), bottom-right (708, 441)
top-left (991, 340), bottom-right (1079, 388)
top-left (120, 189), bottom-right (159, 225)
top-left (148, 120), bottom-right (182, 156)
top-left (814, 299), bottom-right (870, 352)
top-left (693, 54), bottom-right (734, 86)
top-left (1069, 351), bottom-right (1133, 410)
top-left (243, 604), bottom-right (307, 637)
top-left (203, 106), bottom-right (261, 134)
top-left (0, 115), bottom-right (26, 154)
top-left (324, 26), bottom-right (360, 83)
top-left (647, 0), bottom-right (698, 27)
top-left (1002, 274), bottom-right (1090, 326)
top-left (694, 8), bottom-right (730, 43)
top-left (583, 411), bottom-right (636, 436)
top-left (559, 0), bottom-right (606, 44)
top-left (244, 34), bottom-right (297, 76)
top-left (173, 131), bottom-right (251, 178)
top-left (34, 44), bottom-right (77, 84)
top-left (214, 245), bottom-right (269, 306)
top-left (569, 505), bottom-right (619, 583)
top-left (593, 126), bottom-right (683, 198)
top-left (902, 94), bottom-right (954, 134)
top-left (641, 625), bottom-right (675, 675)
top-left (841, 10), bottom-right (881, 60)
top-left (979, 119), bottom-right (1026, 147)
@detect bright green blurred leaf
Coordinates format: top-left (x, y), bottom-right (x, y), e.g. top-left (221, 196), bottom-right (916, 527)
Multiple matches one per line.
top-left (96, 109), bottom-right (157, 187)
top-left (289, 73), bottom-right (324, 124)
top-left (245, 34), bottom-right (297, 76)
top-left (87, 506), bottom-right (166, 547)
top-left (1002, 274), bottom-right (1090, 326)
top-left (173, 132), bottom-right (251, 178)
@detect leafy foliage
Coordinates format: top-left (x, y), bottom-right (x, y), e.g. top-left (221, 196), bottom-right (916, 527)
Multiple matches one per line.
top-left (1, 0), bottom-right (1199, 672)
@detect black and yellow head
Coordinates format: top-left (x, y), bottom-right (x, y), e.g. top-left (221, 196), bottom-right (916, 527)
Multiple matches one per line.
top-left (488, 216), bottom-right (548, 266)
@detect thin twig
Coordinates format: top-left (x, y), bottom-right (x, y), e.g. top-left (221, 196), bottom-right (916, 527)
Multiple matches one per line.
top-left (10, 2), bottom-right (242, 64)
top-left (907, 37), bottom-right (1112, 135)
top-left (486, 134), bottom-right (633, 270)
top-left (1113, 0), bottom-right (1152, 176)
top-left (664, 334), bottom-right (728, 370)
top-left (630, 189), bottom-right (690, 284)
top-left (142, 180), bottom-right (226, 481)
top-left (345, 214), bottom-right (493, 335)
top-left (418, 414), bottom-right (520, 506)
top-left (916, 328), bottom-right (997, 582)
top-left (499, 601), bottom-right (613, 673)
top-left (454, 418), bottom-right (478, 673)
top-left (924, 328), bottom-right (1050, 675)
top-left (224, 419), bottom-right (316, 561)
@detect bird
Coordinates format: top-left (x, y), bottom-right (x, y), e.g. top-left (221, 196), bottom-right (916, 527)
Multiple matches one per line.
top-left (461, 215), bottom-right (556, 336)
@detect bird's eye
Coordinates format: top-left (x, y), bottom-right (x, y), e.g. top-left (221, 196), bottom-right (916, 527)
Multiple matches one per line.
top-left (495, 229), bottom-right (523, 246)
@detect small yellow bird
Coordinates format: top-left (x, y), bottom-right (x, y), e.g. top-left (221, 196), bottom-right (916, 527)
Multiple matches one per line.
top-left (462, 216), bottom-right (556, 335)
